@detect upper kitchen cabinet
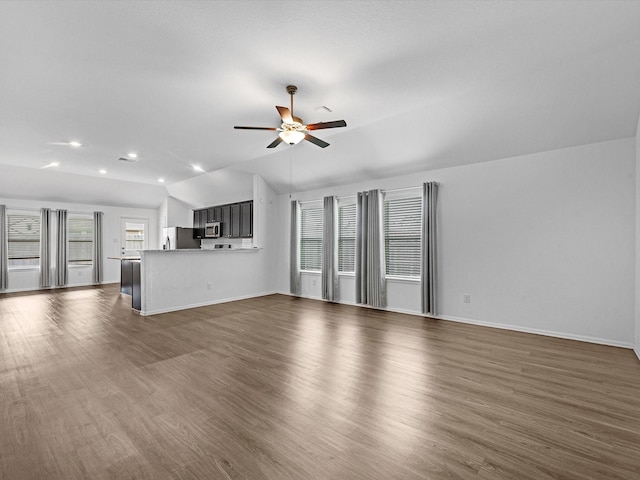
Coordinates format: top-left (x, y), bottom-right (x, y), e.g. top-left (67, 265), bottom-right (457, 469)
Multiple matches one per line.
top-left (230, 203), bottom-right (240, 238)
top-left (192, 209), bottom-right (207, 239)
top-left (221, 205), bottom-right (231, 237)
top-left (213, 206), bottom-right (222, 223)
top-left (240, 201), bottom-right (253, 238)
top-left (195, 200), bottom-right (253, 239)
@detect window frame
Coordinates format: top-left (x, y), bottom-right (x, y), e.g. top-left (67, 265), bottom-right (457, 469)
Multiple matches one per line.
top-left (383, 192), bottom-right (422, 280)
top-left (338, 201), bottom-right (356, 275)
top-left (67, 213), bottom-right (94, 267)
top-left (6, 209), bottom-right (41, 270)
top-left (299, 203), bottom-right (323, 273)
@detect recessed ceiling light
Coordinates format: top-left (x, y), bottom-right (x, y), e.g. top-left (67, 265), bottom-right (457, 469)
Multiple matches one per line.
top-left (158, 178), bottom-right (165, 183)
top-left (99, 169), bottom-right (107, 174)
top-left (41, 161), bottom-right (60, 169)
top-left (127, 152), bottom-right (138, 159)
top-left (69, 141), bottom-right (82, 147)
top-left (192, 165), bottom-right (205, 173)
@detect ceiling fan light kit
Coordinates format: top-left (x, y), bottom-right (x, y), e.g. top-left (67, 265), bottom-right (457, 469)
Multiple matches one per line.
top-left (279, 130), bottom-right (305, 145)
top-left (234, 85), bottom-right (347, 148)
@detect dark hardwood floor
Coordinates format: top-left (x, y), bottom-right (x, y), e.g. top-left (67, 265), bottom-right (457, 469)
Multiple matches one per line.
top-left (1, 284), bottom-right (639, 479)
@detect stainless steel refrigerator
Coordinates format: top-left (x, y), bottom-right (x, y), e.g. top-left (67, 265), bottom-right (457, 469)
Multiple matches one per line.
top-left (162, 227), bottom-right (201, 250)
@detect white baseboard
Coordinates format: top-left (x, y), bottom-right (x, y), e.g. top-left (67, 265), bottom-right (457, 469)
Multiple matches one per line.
top-left (0, 281), bottom-right (115, 295)
top-left (277, 291), bottom-right (633, 350)
top-left (140, 290), bottom-right (277, 316)
top-left (429, 314), bottom-right (634, 349)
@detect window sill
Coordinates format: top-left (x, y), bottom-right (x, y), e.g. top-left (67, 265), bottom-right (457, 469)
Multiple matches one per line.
top-left (8, 267), bottom-right (39, 272)
top-left (300, 270), bottom-right (321, 275)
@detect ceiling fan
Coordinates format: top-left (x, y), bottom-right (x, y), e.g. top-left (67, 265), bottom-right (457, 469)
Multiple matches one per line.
top-left (234, 85), bottom-right (347, 148)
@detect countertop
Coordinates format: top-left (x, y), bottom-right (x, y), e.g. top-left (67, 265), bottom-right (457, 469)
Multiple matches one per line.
top-left (142, 247), bottom-right (260, 253)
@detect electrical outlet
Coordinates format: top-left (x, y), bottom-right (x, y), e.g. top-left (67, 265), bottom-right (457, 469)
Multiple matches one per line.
top-left (312, 279), bottom-right (317, 287)
top-left (207, 282), bottom-right (213, 290)
top-left (463, 294), bottom-right (471, 304)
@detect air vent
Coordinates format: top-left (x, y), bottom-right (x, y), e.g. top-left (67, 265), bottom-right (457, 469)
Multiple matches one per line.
top-left (118, 156), bottom-right (138, 163)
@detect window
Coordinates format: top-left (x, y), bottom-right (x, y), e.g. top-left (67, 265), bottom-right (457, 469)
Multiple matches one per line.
top-left (7, 212), bottom-right (40, 268)
top-left (68, 214), bottom-right (93, 266)
top-left (300, 206), bottom-right (323, 271)
top-left (125, 222), bottom-right (145, 253)
top-left (338, 203), bottom-right (356, 273)
top-left (383, 196), bottom-right (422, 277)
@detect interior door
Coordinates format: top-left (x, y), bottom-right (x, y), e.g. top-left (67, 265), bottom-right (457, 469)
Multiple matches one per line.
top-left (120, 218), bottom-right (149, 257)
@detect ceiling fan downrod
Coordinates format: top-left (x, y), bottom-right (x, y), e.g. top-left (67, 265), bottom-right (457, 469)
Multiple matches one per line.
top-left (286, 85), bottom-right (297, 116)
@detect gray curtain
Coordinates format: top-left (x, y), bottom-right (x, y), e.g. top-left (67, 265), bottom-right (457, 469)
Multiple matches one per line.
top-left (0, 205), bottom-right (7, 290)
top-left (321, 196), bottom-right (338, 302)
top-left (290, 200), bottom-right (301, 295)
top-left (421, 182), bottom-right (439, 315)
top-left (355, 190), bottom-right (386, 308)
top-left (92, 211), bottom-right (103, 284)
top-left (39, 208), bottom-right (51, 288)
top-left (55, 209), bottom-right (68, 286)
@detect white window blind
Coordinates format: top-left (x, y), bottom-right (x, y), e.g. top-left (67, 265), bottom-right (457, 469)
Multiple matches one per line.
top-left (300, 207), bottom-right (323, 271)
top-left (7, 212), bottom-right (40, 268)
top-left (338, 203), bottom-right (356, 273)
top-left (383, 196), bottom-right (422, 277)
top-left (68, 214), bottom-right (93, 266)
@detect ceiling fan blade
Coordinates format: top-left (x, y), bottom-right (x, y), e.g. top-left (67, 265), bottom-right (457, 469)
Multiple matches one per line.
top-left (234, 126), bottom-right (278, 130)
top-left (266, 137), bottom-right (283, 148)
top-left (305, 120), bottom-right (347, 130)
top-left (304, 134), bottom-right (329, 148)
top-left (276, 106), bottom-right (293, 123)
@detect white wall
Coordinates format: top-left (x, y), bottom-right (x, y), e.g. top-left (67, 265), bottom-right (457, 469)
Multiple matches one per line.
top-left (165, 196), bottom-right (194, 228)
top-left (158, 196), bottom-right (195, 246)
top-left (0, 197), bottom-right (159, 292)
top-left (277, 138), bottom-right (636, 347)
top-left (166, 168), bottom-right (255, 208)
top-left (635, 118), bottom-right (640, 360)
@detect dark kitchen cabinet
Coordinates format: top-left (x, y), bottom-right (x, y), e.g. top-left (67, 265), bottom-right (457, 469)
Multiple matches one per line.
top-left (207, 207), bottom-right (216, 223)
top-left (220, 205), bottom-right (231, 237)
top-left (240, 201), bottom-right (253, 238)
top-left (230, 203), bottom-right (241, 238)
top-left (193, 209), bottom-right (206, 239)
top-left (195, 200), bottom-right (253, 239)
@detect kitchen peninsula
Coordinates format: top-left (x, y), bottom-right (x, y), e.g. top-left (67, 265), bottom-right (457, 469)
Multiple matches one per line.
top-left (137, 247), bottom-right (270, 315)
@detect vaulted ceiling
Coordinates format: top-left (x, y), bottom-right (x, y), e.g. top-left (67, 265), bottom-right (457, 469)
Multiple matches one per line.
top-left (1, 1), bottom-right (640, 208)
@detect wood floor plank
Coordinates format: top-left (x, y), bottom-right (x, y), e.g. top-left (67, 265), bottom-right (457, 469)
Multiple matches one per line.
top-left (1, 284), bottom-right (639, 479)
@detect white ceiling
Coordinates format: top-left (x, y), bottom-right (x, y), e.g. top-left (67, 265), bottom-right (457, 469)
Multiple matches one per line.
top-left (1, 0), bottom-right (640, 207)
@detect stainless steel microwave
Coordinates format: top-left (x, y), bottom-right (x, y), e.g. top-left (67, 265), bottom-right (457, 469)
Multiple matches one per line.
top-left (205, 222), bottom-right (220, 238)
